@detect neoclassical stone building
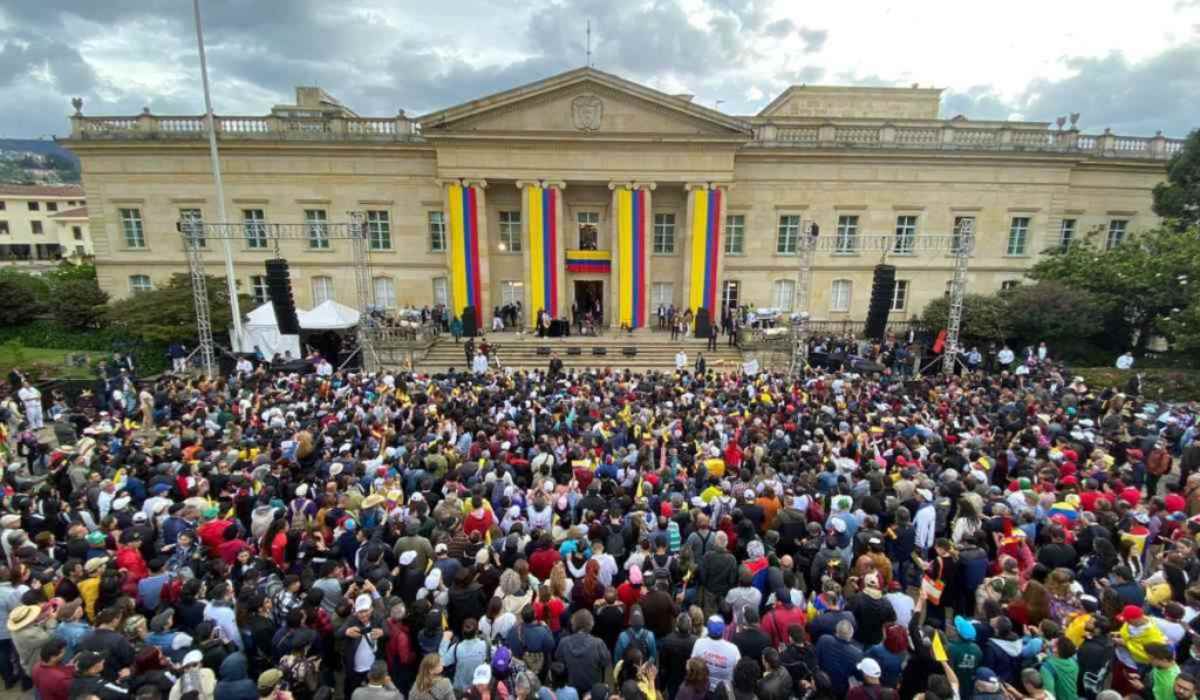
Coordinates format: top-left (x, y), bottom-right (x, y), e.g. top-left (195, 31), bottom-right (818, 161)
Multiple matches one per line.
top-left (64, 67), bottom-right (1181, 328)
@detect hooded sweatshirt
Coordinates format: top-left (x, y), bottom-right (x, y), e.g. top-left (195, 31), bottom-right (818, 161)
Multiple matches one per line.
top-left (1040, 655), bottom-right (1079, 700)
top-left (554, 631), bottom-right (612, 692)
top-left (215, 652), bottom-right (257, 700)
top-left (984, 636), bottom-right (1024, 685)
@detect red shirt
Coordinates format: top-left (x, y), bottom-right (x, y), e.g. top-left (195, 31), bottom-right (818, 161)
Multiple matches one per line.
top-left (464, 509), bottom-right (495, 538)
top-left (32, 662), bottom-right (74, 700)
top-left (616, 581), bottom-right (644, 621)
top-left (529, 547), bottom-right (561, 581)
top-left (218, 539), bottom-right (251, 565)
top-left (197, 518), bottom-right (232, 556)
top-left (115, 545), bottom-right (149, 583)
top-left (534, 598), bottom-right (566, 633)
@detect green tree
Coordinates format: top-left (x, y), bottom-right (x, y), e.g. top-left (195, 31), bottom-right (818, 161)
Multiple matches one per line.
top-left (1153, 129), bottom-right (1200, 230)
top-left (1028, 224), bottom-right (1199, 350)
top-left (52, 277), bottom-right (109, 330)
top-left (104, 273), bottom-right (247, 343)
top-left (920, 293), bottom-right (1010, 343)
top-left (0, 275), bottom-right (40, 326)
top-left (999, 281), bottom-right (1106, 345)
top-left (0, 268), bottom-right (50, 314)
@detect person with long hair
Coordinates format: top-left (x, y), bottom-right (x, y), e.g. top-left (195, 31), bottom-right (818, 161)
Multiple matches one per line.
top-left (408, 653), bottom-right (454, 700)
top-left (1009, 579), bottom-right (1052, 633)
top-left (571, 559), bottom-right (604, 611)
top-left (676, 657), bottom-right (711, 700)
top-left (260, 517), bottom-right (289, 570)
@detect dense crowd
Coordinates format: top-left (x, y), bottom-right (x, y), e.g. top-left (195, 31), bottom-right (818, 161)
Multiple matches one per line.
top-left (0, 342), bottom-right (1199, 700)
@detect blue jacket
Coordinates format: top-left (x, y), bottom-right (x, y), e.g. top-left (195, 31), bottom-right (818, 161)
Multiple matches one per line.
top-left (215, 652), bottom-right (257, 700)
top-left (814, 635), bottom-right (863, 695)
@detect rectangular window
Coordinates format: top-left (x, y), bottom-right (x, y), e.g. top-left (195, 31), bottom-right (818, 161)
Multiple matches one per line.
top-left (653, 213), bottom-right (676, 254)
top-left (498, 211), bottom-right (522, 252)
top-left (1001, 280), bottom-right (1020, 291)
top-left (31, 221), bottom-right (43, 235)
top-left (0, 201), bottom-right (5, 210)
top-left (46, 202), bottom-right (58, 212)
top-left (891, 280), bottom-right (909, 311)
top-left (75, 245), bottom-right (85, 256)
top-left (893, 215), bottom-right (917, 254)
top-left (952, 216), bottom-right (975, 254)
top-left (1106, 219), bottom-right (1128, 249)
top-left (724, 214), bottom-right (745, 254)
top-left (500, 280), bottom-right (524, 306)
top-left (651, 282), bottom-right (674, 309)
top-left (129, 275), bottom-right (152, 294)
top-left (1059, 218), bottom-right (1076, 251)
top-left (830, 279), bottom-right (852, 312)
top-left (305, 209), bottom-right (329, 249)
top-left (432, 277), bottom-right (449, 308)
top-left (428, 211), bottom-right (446, 252)
top-left (311, 276), bottom-right (334, 304)
top-left (250, 275), bottom-right (269, 305)
top-left (120, 208), bottom-right (145, 248)
top-left (373, 277), bottom-right (396, 308)
top-left (367, 210), bottom-right (391, 250)
top-left (1007, 217), bottom-right (1030, 255)
top-left (773, 279), bottom-right (796, 311)
top-left (578, 211), bottom-right (600, 250)
top-left (179, 208), bottom-right (205, 248)
top-left (835, 215), bottom-right (859, 253)
top-left (0, 222), bottom-right (8, 235)
top-left (722, 280), bottom-right (740, 312)
top-left (28, 201), bottom-right (39, 211)
top-left (72, 226), bottom-right (83, 241)
top-left (243, 209), bottom-right (267, 249)
top-left (777, 215), bottom-right (801, 254)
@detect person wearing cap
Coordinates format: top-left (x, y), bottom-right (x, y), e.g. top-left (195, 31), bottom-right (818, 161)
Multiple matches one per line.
top-left (1115, 604), bottom-right (1167, 668)
top-left (341, 592), bottom-right (388, 697)
top-left (846, 571), bottom-right (896, 647)
top-left (68, 650), bottom-right (127, 700)
top-left (8, 603), bottom-right (53, 684)
top-left (913, 488), bottom-right (936, 554)
top-left (946, 615), bottom-right (983, 695)
top-left (690, 615), bottom-right (740, 690)
top-left (77, 606), bottom-right (135, 681)
top-left (972, 666), bottom-right (1006, 700)
top-left (254, 668), bottom-right (287, 700)
top-left (52, 598), bottom-right (89, 660)
top-left (848, 657), bottom-right (895, 700)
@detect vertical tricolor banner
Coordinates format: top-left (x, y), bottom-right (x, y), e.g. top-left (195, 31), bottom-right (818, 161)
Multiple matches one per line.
top-left (447, 182), bottom-right (482, 327)
top-left (689, 188), bottom-right (722, 317)
top-left (616, 187), bottom-right (647, 329)
top-left (525, 185), bottom-right (559, 320)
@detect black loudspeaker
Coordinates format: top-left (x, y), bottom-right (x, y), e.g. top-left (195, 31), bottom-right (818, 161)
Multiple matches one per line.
top-left (864, 264), bottom-right (896, 340)
top-left (264, 259), bottom-right (301, 335)
top-left (536, 347), bottom-right (551, 356)
top-left (694, 308), bottom-right (712, 338)
top-left (592, 347), bottom-right (607, 356)
top-left (622, 347), bottom-right (637, 357)
top-left (567, 347), bottom-right (582, 356)
top-left (461, 306), bottom-right (477, 337)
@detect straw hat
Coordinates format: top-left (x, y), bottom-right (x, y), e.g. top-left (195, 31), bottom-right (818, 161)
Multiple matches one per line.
top-left (6, 605), bottom-right (42, 633)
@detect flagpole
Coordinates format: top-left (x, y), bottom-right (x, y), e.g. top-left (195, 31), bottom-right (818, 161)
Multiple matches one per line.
top-left (193, 0), bottom-right (242, 351)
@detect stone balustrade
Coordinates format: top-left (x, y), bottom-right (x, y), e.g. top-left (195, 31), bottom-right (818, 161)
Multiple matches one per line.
top-left (67, 109), bottom-right (1182, 160)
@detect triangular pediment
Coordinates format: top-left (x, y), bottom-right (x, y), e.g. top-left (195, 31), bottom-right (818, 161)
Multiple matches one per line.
top-left (418, 68), bottom-right (750, 139)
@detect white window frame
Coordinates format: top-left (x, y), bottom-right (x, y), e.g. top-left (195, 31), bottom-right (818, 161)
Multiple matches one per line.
top-left (1106, 219), bottom-right (1128, 249)
top-left (835, 215), bottom-right (859, 254)
top-left (830, 279), bottom-right (852, 312)
top-left (1058, 218), bottom-right (1076, 251)
top-left (893, 215), bottom-right (917, 254)
top-left (179, 208), bottom-right (205, 248)
top-left (243, 209), bottom-right (267, 249)
top-left (500, 280), bottom-right (524, 306)
top-left (498, 211), bottom-right (522, 252)
top-left (428, 211), bottom-right (446, 252)
top-left (721, 280), bottom-right (740, 312)
top-left (891, 279), bottom-right (909, 311)
top-left (367, 210), bottom-right (391, 250)
top-left (651, 282), bottom-right (674, 309)
top-left (653, 213), bottom-right (676, 254)
top-left (373, 276), bottom-right (396, 308)
top-left (250, 275), bottom-right (269, 305)
top-left (773, 279), bottom-right (796, 311)
top-left (1000, 280), bottom-right (1021, 291)
top-left (1007, 217), bottom-right (1030, 256)
top-left (432, 277), bottom-right (449, 308)
top-left (724, 214), bottom-right (745, 255)
top-left (777, 215), bottom-right (800, 255)
top-left (311, 276), bottom-right (334, 304)
top-left (305, 209), bottom-right (329, 249)
top-left (577, 211), bottom-right (600, 250)
top-left (129, 274), bottom-right (152, 294)
top-left (120, 208), bottom-right (145, 249)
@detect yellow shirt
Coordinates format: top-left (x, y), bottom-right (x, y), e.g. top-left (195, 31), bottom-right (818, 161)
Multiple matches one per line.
top-left (704, 458), bottom-right (726, 478)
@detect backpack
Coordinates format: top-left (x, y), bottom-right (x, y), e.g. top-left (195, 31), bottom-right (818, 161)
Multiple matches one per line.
top-left (513, 623), bottom-right (546, 676)
top-left (650, 553), bottom-right (674, 583)
top-left (606, 526), bottom-right (627, 560)
top-left (623, 628), bottom-right (652, 660)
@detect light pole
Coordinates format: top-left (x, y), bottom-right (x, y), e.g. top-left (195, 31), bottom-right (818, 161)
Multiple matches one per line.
top-left (192, 0), bottom-right (242, 351)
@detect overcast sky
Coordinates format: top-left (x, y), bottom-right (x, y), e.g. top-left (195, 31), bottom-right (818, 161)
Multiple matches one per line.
top-left (2, 0), bottom-right (1198, 139)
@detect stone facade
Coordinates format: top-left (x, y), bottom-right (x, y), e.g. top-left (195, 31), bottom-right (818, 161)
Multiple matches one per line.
top-left (63, 68), bottom-right (1180, 324)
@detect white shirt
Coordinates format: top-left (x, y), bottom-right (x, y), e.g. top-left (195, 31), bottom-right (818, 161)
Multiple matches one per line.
top-left (17, 386), bottom-right (39, 408)
top-left (236, 358), bottom-right (253, 374)
top-left (913, 501), bottom-right (936, 551)
top-left (472, 353), bottom-right (489, 374)
top-left (691, 637), bottom-right (741, 689)
top-left (316, 360), bottom-right (333, 377)
top-left (1116, 354), bottom-right (1134, 369)
top-left (997, 348), bottom-right (1014, 364)
top-left (886, 591), bottom-right (915, 627)
top-left (675, 352), bottom-right (687, 369)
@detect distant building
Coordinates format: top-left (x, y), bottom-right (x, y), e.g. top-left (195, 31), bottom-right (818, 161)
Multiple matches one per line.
top-left (0, 184), bottom-right (91, 272)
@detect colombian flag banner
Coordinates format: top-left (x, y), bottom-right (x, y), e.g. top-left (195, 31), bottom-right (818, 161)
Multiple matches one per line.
top-left (525, 185), bottom-right (559, 320)
top-left (688, 188), bottom-right (722, 318)
top-left (565, 249), bottom-right (611, 273)
top-left (616, 187), bottom-right (647, 329)
top-left (448, 182), bottom-right (482, 327)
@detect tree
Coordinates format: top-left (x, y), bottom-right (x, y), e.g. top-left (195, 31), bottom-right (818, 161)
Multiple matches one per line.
top-left (1028, 224), bottom-right (1199, 350)
top-left (104, 273), bottom-right (248, 343)
top-left (52, 277), bottom-right (109, 330)
top-left (920, 293), bottom-right (1010, 343)
top-left (999, 281), bottom-right (1106, 346)
top-left (0, 275), bottom-right (40, 326)
top-left (1153, 129), bottom-right (1200, 230)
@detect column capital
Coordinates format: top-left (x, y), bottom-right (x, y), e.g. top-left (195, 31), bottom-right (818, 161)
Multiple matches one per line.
top-left (435, 178), bottom-right (462, 188)
top-left (685, 181), bottom-right (734, 192)
top-left (684, 182), bottom-right (710, 192)
top-left (514, 180), bottom-right (540, 190)
top-left (710, 181), bottom-right (734, 191)
top-left (630, 182), bottom-right (657, 191)
top-left (543, 180), bottom-right (567, 190)
top-left (462, 178), bottom-right (488, 189)
top-left (607, 180), bottom-right (633, 191)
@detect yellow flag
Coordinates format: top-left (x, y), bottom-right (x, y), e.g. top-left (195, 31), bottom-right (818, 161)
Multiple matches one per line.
top-left (485, 528), bottom-right (492, 546)
top-left (635, 478), bottom-right (644, 499)
top-left (441, 610), bottom-right (449, 630)
top-left (932, 631), bottom-right (949, 662)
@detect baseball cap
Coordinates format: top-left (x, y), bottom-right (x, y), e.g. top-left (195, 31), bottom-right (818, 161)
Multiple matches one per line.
top-left (706, 615), bottom-right (726, 638)
top-left (473, 665), bottom-right (492, 685)
top-left (354, 594), bottom-right (373, 613)
top-left (181, 650), bottom-right (203, 667)
top-left (975, 667), bottom-right (999, 684)
top-left (75, 651), bottom-right (106, 670)
top-left (1120, 604), bottom-right (1144, 623)
top-left (857, 658), bottom-right (882, 678)
top-left (258, 669), bottom-right (283, 690)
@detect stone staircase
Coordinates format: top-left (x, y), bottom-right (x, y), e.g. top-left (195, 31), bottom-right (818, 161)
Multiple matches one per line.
top-left (406, 329), bottom-right (745, 374)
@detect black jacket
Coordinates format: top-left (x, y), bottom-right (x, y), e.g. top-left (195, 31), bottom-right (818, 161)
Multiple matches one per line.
top-left (757, 668), bottom-right (794, 700)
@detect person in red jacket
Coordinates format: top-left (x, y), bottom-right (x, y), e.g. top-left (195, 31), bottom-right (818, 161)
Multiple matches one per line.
top-left (761, 587), bottom-right (807, 649)
top-left (115, 531), bottom-right (150, 584)
top-left (384, 600), bottom-right (417, 694)
top-left (196, 506), bottom-right (234, 557)
top-left (528, 533), bottom-right (561, 581)
top-left (463, 496), bottom-right (495, 538)
top-left (31, 639), bottom-right (75, 700)
top-left (217, 523), bottom-right (252, 565)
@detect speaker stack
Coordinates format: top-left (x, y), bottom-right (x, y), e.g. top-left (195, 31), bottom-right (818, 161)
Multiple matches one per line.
top-left (864, 264), bottom-right (896, 340)
top-left (693, 307), bottom-right (712, 338)
top-left (461, 306), bottom-right (478, 337)
top-left (264, 259), bottom-right (301, 335)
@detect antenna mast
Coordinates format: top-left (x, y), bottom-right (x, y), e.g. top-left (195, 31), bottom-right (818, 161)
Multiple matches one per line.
top-left (586, 20), bottom-right (592, 67)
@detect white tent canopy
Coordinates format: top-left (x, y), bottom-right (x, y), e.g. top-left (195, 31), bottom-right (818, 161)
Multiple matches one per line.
top-left (299, 299), bottom-right (361, 330)
top-left (240, 303), bottom-right (303, 359)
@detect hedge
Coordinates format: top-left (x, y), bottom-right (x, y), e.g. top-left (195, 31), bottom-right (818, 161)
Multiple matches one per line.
top-left (0, 320), bottom-right (169, 375)
top-left (1072, 367), bottom-right (1200, 403)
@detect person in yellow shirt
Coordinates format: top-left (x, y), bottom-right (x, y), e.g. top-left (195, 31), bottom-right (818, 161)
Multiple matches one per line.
top-left (702, 446), bottom-right (726, 479)
top-left (78, 557), bottom-right (108, 622)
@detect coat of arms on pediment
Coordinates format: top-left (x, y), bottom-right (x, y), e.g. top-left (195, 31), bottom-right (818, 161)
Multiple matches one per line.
top-left (571, 94), bottom-right (603, 131)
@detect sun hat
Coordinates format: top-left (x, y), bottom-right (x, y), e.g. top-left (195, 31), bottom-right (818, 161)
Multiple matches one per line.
top-left (6, 605), bottom-right (41, 633)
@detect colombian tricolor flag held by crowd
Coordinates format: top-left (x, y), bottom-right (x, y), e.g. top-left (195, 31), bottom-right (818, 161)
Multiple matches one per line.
top-left (616, 187), bottom-right (647, 329)
top-left (525, 184), bottom-right (559, 320)
top-left (447, 182), bottom-right (483, 328)
top-left (689, 187), bottom-right (722, 318)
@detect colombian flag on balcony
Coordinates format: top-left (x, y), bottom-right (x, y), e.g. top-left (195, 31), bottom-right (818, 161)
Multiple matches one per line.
top-left (447, 182), bottom-right (482, 328)
top-left (689, 187), bottom-right (722, 319)
top-left (565, 249), bottom-right (611, 274)
top-left (526, 185), bottom-right (559, 319)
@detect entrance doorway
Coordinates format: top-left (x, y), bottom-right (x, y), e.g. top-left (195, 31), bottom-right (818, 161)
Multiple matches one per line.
top-left (573, 280), bottom-right (603, 326)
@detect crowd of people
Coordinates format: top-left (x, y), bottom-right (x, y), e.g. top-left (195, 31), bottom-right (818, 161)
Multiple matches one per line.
top-left (0, 338), bottom-right (1197, 700)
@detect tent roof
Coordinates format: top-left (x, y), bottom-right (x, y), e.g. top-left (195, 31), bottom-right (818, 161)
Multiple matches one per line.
top-left (300, 299), bottom-right (360, 330)
top-left (245, 302), bottom-right (281, 328)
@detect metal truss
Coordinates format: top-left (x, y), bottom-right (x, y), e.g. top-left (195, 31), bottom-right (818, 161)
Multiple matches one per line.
top-left (183, 226), bottom-right (216, 376)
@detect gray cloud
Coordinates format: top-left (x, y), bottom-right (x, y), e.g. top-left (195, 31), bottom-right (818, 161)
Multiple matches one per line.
top-left (763, 19), bottom-right (795, 38)
top-left (797, 28), bottom-right (828, 53)
top-left (941, 86), bottom-right (1016, 121)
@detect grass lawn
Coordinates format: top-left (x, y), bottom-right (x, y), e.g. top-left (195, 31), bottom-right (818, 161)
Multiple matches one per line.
top-left (0, 345), bottom-right (103, 380)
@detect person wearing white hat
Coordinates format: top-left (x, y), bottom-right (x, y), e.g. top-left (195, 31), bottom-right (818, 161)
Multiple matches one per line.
top-left (850, 658), bottom-right (886, 700)
top-left (913, 488), bottom-right (936, 554)
top-left (339, 592), bottom-right (386, 698)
